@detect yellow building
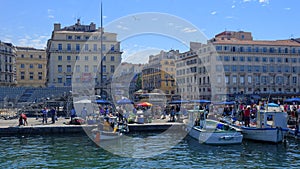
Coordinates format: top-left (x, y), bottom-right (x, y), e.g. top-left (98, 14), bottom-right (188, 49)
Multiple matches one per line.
top-left (142, 50), bottom-right (178, 100)
top-left (15, 47), bottom-right (47, 87)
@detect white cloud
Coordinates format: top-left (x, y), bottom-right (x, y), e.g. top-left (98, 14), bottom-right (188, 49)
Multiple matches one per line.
top-left (17, 35), bottom-right (49, 49)
top-left (211, 11), bottom-right (217, 15)
top-left (117, 25), bottom-right (129, 30)
top-left (232, 5), bottom-right (236, 8)
top-left (284, 7), bottom-right (291, 10)
top-left (182, 27), bottom-right (197, 33)
top-left (103, 15), bottom-right (107, 19)
top-left (47, 9), bottom-right (55, 19)
top-left (226, 16), bottom-right (234, 19)
top-left (258, 0), bottom-right (269, 4)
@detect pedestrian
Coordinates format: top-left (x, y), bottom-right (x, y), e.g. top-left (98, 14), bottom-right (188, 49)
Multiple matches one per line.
top-left (50, 107), bottom-right (56, 124)
top-left (42, 107), bottom-right (48, 124)
top-left (18, 113), bottom-right (28, 126)
top-left (244, 106), bottom-right (251, 127)
top-left (70, 108), bottom-right (76, 121)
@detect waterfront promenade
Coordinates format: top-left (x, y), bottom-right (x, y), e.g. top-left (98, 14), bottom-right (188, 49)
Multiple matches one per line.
top-left (0, 117), bottom-right (184, 135)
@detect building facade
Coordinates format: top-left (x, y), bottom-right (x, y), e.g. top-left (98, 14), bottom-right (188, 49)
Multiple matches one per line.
top-left (176, 31), bottom-right (300, 102)
top-left (142, 50), bottom-right (178, 100)
top-left (15, 47), bottom-right (47, 87)
top-left (0, 41), bottom-right (16, 86)
top-left (46, 19), bottom-right (122, 98)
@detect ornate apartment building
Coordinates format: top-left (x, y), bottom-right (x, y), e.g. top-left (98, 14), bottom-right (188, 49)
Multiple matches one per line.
top-left (15, 47), bottom-right (47, 87)
top-left (0, 41), bottom-right (16, 86)
top-left (142, 50), bottom-right (178, 99)
top-left (176, 31), bottom-right (300, 101)
top-left (46, 19), bottom-right (122, 97)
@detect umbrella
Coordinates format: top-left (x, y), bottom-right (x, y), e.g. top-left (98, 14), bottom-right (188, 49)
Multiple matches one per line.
top-left (137, 102), bottom-right (152, 107)
top-left (74, 99), bottom-right (92, 104)
top-left (117, 99), bottom-right (134, 104)
top-left (189, 100), bottom-right (211, 104)
top-left (168, 100), bottom-right (189, 104)
top-left (267, 103), bottom-right (279, 107)
top-left (94, 99), bottom-right (111, 104)
top-left (214, 101), bottom-right (236, 105)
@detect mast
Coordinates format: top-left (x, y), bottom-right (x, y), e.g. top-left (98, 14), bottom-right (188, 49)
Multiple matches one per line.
top-left (100, 1), bottom-right (104, 98)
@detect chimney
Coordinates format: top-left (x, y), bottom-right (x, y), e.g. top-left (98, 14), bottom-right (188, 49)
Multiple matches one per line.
top-left (54, 23), bottom-right (61, 31)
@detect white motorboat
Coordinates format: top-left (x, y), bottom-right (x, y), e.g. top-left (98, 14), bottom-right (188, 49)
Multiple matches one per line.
top-left (185, 110), bottom-right (243, 145)
top-left (224, 103), bottom-right (288, 143)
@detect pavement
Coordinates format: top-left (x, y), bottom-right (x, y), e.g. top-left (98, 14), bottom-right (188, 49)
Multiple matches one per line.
top-left (0, 117), bottom-right (70, 128)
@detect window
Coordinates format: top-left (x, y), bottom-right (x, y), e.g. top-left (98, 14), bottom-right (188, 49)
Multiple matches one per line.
top-left (29, 64), bottom-right (34, 69)
top-left (216, 56), bottom-right (222, 61)
top-left (101, 44), bottom-right (106, 51)
top-left (58, 56), bottom-right (62, 61)
top-left (58, 65), bottom-right (62, 73)
top-left (254, 66), bottom-right (260, 72)
top-left (67, 65), bottom-right (72, 72)
top-left (58, 44), bottom-right (62, 50)
top-left (262, 66), bottom-right (267, 72)
top-left (232, 56), bottom-right (238, 61)
top-left (67, 35), bottom-right (72, 40)
top-left (85, 56), bottom-right (89, 61)
top-left (247, 47), bottom-right (252, 52)
top-left (76, 36), bottom-right (81, 40)
top-left (247, 65), bottom-right (252, 72)
top-left (255, 57), bottom-right (260, 62)
top-left (216, 65), bottom-right (223, 72)
top-left (247, 57), bottom-right (252, 62)
top-left (224, 56), bottom-right (230, 61)
top-left (269, 66), bottom-right (274, 72)
top-left (30, 55), bottom-right (33, 58)
top-left (263, 47), bottom-right (267, 53)
top-left (76, 44), bottom-right (80, 51)
top-left (240, 65), bottom-right (245, 72)
top-left (216, 46), bottom-right (222, 51)
top-left (93, 56), bottom-right (97, 61)
top-left (20, 72), bottom-right (25, 80)
top-left (67, 56), bottom-right (71, 61)
top-left (248, 76), bottom-right (252, 84)
top-left (262, 57), bottom-right (267, 62)
top-left (240, 76), bottom-right (245, 84)
top-left (284, 66), bottom-right (290, 73)
top-left (67, 44), bottom-right (71, 51)
top-left (261, 76), bottom-right (267, 84)
top-left (277, 66), bottom-right (282, 73)
top-left (239, 56), bottom-right (245, 62)
top-left (93, 44), bottom-right (97, 51)
top-left (111, 65), bottom-right (115, 73)
top-left (232, 76), bottom-right (237, 84)
top-left (231, 65), bottom-right (237, 72)
top-left (102, 65), bottom-right (106, 72)
top-left (277, 57), bottom-right (282, 63)
top-left (110, 44), bottom-right (115, 51)
top-left (38, 64), bottom-right (42, 69)
top-left (93, 65), bottom-right (97, 73)
top-left (39, 55), bottom-right (42, 59)
top-left (224, 65), bottom-right (230, 72)
top-left (76, 56), bottom-right (80, 60)
top-left (57, 77), bottom-right (62, 83)
top-left (292, 77), bottom-right (297, 84)
top-left (225, 76), bottom-right (229, 84)
top-left (111, 56), bottom-right (115, 61)
top-left (20, 64), bottom-right (25, 68)
top-left (38, 72), bottom-right (43, 80)
top-left (85, 44), bottom-right (89, 51)
top-left (21, 54), bottom-right (24, 58)
top-left (269, 57), bottom-right (274, 62)
top-left (76, 65), bottom-right (80, 72)
top-left (84, 65), bottom-right (89, 72)
top-left (29, 72), bottom-right (34, 80)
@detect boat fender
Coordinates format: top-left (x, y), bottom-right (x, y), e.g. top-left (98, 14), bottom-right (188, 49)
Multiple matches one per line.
top-left (95, 131), bottom-right (100, 142)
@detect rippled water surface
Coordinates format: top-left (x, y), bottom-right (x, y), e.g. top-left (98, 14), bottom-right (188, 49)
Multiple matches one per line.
top-left (1, 132), bottom-right (300, 168)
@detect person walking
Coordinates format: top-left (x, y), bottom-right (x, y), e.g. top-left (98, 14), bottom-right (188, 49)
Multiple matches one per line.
top-left (50, 107), bottom-right (56, 124)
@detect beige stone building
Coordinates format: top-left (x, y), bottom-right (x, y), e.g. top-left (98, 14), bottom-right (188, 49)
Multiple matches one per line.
top-left (46, 19), bottom-right (122, 98)
top-left (15, 47), bottom-right (47, 87)
top-left (0, 41), bottom-right (16, 86)
top-left (176, 31), bottom-right (300, 102)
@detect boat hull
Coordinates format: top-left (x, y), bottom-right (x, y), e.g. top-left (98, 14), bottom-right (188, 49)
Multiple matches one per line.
top-left (92, 129), bottom-right (122, 141)
top-left (188, 126), bottom-right (243, 145)
top-left (240, 127), bottom-right (285, 143)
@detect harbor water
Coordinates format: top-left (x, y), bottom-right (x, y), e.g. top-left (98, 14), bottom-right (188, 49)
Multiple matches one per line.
top-left (1, 132), bottom-right (300, 168)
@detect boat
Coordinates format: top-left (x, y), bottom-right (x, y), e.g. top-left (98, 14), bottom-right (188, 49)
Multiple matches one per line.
top-left (91, 116), bottom-right (129, 142)
top-left (185, 109), bottom-right (243, 145)
top-left (222, 103), bottom-right (288, 143)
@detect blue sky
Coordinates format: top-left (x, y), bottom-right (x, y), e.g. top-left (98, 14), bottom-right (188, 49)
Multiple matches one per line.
top-left (0, 0), bottom-right (299, 61)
